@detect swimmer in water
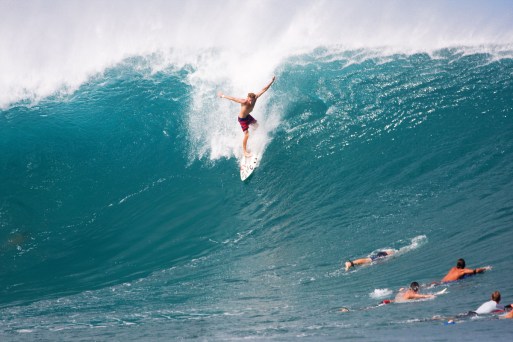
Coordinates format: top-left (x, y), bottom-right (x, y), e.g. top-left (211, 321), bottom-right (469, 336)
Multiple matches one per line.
top-left (474, 291), bottom-right (505, 314)
top-left (345, 249), bottom-right (395, 271)
top-left (430, 292), bottom-right (513, 323)
top-left (377, 282), bottom-right (437, 305)
top-left (441, 258), bottom-right (491, 282)
top-left (393, 282), bottom-right (436, 303)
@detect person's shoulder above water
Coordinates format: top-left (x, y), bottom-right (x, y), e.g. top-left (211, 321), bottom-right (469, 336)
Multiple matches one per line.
top-left (395, 282), bottom-right (435, 302)
top-left (441, 258), bottom-right (491, 282)
top-left (475, 291), bottom-right (504, 314)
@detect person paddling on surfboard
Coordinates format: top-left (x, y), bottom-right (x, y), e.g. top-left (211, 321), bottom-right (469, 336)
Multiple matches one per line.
top-left (218, 76), bottom-right (276, 157)
top-left (473, 291), bottom-right (512, 315)
top-left (345, 249), bottom-right (395, 271)
top-left (378, 282), bottom-right (437, 305)
top-left (441, 258), bottom-right (491, 282)
top-left (340, 282), bottom-right (441, 311)
top-left (395, 282), bottom-right (436, 302)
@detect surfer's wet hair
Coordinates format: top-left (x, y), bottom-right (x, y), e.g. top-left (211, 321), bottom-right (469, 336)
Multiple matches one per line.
top-left (410, 282), bottom-right (420, 292)
top-left (248, 93), bottom-right (256, 99)
top-left (492, 291), bottom-right (501, 303)
top-left (456, 258), bottom-right (466, 269)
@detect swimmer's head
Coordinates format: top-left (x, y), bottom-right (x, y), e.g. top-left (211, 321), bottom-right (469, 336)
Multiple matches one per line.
top-left (410, 282), bottom-right (420, 292)
top-left (492, 291), bottom-right (501, 303)
top-left (456, 259), bottom-right (466, 269)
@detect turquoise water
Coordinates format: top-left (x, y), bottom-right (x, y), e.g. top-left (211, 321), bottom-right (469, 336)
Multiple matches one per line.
top-left (1, 47), bottom-right (513, 340)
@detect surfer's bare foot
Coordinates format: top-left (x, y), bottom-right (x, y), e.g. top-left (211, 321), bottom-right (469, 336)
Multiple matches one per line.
top-left (244, 151), bottom-right (252, 157)
top-left (345, 261), bottom-right (352, 272)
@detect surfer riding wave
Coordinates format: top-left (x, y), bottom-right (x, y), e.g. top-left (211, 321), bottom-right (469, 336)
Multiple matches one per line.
top-left (218, 76), bottom-right (275, 157)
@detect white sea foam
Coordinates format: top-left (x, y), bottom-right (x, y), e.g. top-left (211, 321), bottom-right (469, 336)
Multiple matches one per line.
top-left (369, 235), bottom-right (427, 260)
top-left (2, 1), bottom-right (512, 162)
top-left (183, 48), bottom-right (280, 162)
top-left (370, 288), bottom-right (393, 299)
top-left (396, 235), bottom-right (428, 255)
top-left (16, 329), bottom-right (33, 334)
top-left (2, 0), bottom-right (513, 110)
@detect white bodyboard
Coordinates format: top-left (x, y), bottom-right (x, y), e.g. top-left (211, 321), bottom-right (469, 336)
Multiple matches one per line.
top-left (240, 154), bottom-right (260, 181)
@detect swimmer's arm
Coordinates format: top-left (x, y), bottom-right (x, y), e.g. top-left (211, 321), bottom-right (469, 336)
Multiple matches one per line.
top-left (464, 266), bottom-right (490, 275)
top-left (218, 92), bottom-right (245, 104)
top-left (461, 268), bottom-right (476, 276)
top-left (255, 76), bottom-right (276, 98)
top-left (413, 293), bottom-right (435, 299)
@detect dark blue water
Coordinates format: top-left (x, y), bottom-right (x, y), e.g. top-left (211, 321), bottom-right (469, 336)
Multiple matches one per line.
top-left (1, 48), bottom-right (513, 340)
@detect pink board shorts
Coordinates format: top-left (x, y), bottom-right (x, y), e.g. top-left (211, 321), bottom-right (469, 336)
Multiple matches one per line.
top-left (238, 115), bottom-right (257, 132)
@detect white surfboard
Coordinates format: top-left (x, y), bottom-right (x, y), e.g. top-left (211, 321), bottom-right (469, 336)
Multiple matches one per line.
top-left (434, 288), bottom-right (447, 296)
top-left (240, 154), bottom-right (260, 181)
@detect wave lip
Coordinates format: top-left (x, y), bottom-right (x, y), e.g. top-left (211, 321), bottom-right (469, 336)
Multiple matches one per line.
top-left (3, 0), bottom-right (513, 109)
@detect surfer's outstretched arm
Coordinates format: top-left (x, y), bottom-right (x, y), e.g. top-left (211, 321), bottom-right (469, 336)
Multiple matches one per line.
top-left (461, 266), bottom-right (490, 277)
top-left (255, 76), bottom-right (276, 98)
top-left (218, 92), bottom-right (246, 104)
top-left (411, 293), bottom-right (435, 299)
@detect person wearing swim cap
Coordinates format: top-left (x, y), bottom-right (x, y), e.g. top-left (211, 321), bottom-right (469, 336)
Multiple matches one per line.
top-left (218, 76), bottom-right (276, 157)
top-left (379, 282), bottom-right (436, 304)
top-left (345, 249), bottom-right (395, 271)
top-left (441, 258), bottom-right (491, 282)
top-left (395, 282), bottom-right (435, 302)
